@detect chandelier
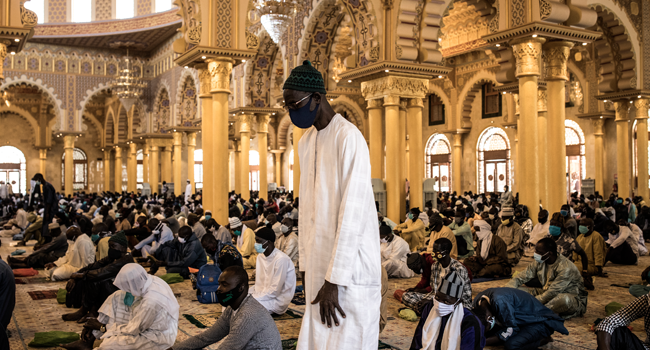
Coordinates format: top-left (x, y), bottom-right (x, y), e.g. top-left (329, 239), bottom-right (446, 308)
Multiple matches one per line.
top-left (111, 48), bottom-right (147, 113)
top-left (255, 0), bottom-right (302, 44)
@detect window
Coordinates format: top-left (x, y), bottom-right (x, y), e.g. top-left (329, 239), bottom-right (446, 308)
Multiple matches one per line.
top-left (0, 146), bottom-right (26, 194)
top-left (428, 94), bottom-right (445, 126)
top-left (477, 127), bottom-right (511, 194)
top-left (482, 83), bottom-right (502, 118)
top-left (155, 0), bottom-right (173, 12)
top-left (425, 134), bottom-right (451, 192)
top-left (116, 0), bottom-right (135, 19)
top-left (249, 150), bottom-right (260, 191)
top-left (565, 119), bottom-right (585, 195)
top-left (62, 148), bottom-right (88, 191)
top-left (194, 149), bottom-right (203, 189)
top-left (71, 0), bottom-right (91, 22)
top-left (136, 150), bottom-right (143, 190)
top-left (23, 0), bottom-right (45, 23)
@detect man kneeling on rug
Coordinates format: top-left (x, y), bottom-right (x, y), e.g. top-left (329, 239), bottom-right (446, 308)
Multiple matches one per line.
top-left (462, 220), bottom-right (511, 278)
top-left (409, 271), bottom-right (485, 350)
top-left (61, 231), bottom-right (133, 322)
top-left (7, 222), bottom-right (68, 269)
top-left (171, 266), bottom-right (282, 350)
top-left (61, 263), bottom-right (179, 350)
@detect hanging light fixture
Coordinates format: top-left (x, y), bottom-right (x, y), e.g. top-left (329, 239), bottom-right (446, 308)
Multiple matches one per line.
top-left (255, 0), bottom-right (302, 44)
top-left (111, 47), bottom-right (147, 113)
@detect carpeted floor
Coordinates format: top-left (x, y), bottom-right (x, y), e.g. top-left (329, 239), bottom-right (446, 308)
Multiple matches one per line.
top-left (3, 235), bottom-right (650, 350)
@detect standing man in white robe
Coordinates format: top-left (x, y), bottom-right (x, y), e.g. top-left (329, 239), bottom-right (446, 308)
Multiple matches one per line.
top-left (45, 226), bottom-right (95, 281)
top-left (184, 179), bottom-right (192, 205)
top-left (283, 60), bottom-right (381, 350)
top-left (379, 222), bottom-right (414, 278)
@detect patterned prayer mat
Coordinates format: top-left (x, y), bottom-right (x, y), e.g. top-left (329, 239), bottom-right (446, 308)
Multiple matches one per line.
top-left (27, 289), bottom-right (59, 300)
top-left (291, 292), bottom-right (305, 305)
top-left (15, 277), bottom-right (52, 285)
top-left (183, 309), bottom-right (303, 329)
top-left (281, 338), bottom-right (395, 350)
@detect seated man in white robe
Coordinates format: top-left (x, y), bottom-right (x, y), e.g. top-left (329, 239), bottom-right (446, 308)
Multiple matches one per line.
top-left (230, 217), bottom-right (257, 269)
top-left (133, 219), bottom-right (174, 257)
top-left (380, 221), bottom-right (414, 278)
top-left (45, 226), bottom-right (95, 281)
top-left (61, 264), bottom-right (179, 350)
top-left (250, 227), bottom-right (296, 315)
top-left (277, 217), bottom-right (299, 267)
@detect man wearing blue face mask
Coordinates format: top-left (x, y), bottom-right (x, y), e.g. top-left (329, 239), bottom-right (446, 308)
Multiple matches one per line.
top-left (473, 287), bottom-right (568, 350)
top-left (283, 60), bottom-right (381, 350)
top-left (561, 204), bottom-right (578, 238)
top-left (249, 227), bottom-right (296, 315)
top-left (506, 238), bottom-right (588, 319)
top-left (547, 212), bottom-right (593, 290)
top-left (229, 217), bottom-right (257, 268)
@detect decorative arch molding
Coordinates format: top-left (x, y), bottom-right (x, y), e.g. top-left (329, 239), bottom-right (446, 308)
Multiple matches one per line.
top-left (0, 105), bottom-right (40, 144)
top-left (277, 113), bottom-right (292, 150)
top-left (428, 82), bottom-right (452, 125)
top-left (246, 30), bottom-right (279, 108)
top-left (152, 84), bottom-right (172, 133)
top-left (456, 70), bottom-right (498, 129)
top-left (105, 106), bottom-right (116, 145)
top-left (567, 61), bottom-right (588, 112)
top-left (78, 83), bottom-right (111, 113)
top-left (588, 1), bottom-right (640, 92)
top-left (0, 75), bottom-right (64, 130)
top-left (175, 68), bottom-right (200, 125)
top-left (396, 0), bottom-right (453, 63)
top-left (82, 111), bottom-right (104, 145)
top-left (331, 96), bottom-right (365, 137)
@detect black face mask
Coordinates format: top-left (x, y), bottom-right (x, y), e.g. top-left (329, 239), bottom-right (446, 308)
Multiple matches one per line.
top-left (217, 284), bottom-right (244, 308)
top-left (539, 216), bottom-right (548, 224)
top-left (108, 248), bottom-right (122, 260)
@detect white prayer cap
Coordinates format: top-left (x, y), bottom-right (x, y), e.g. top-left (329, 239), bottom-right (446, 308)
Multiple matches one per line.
top-left (59, 199), bottom-right (68, 205)
top-left (229, 217), bottom-right (242, 228)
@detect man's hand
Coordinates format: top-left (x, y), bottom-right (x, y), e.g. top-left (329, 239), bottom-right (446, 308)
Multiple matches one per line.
top-left (70, 273), bottom-right (84, 280)
top-left (311, 280), bottom-right (345, 328)
top-left (157, 260), bottom-right (167, 267)
top-left (414, 298), bottom-right (430, 312)
top-left (83, 318), bottom-right (104, 331)
top-left (44, 262), bottom-right (56, 270)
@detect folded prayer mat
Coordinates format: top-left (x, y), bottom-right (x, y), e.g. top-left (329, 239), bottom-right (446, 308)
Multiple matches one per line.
top-left (606, 302), bottom-right (624, 316)
top-left (57, 289), bottom-right (67, 304)
top-left (28, 331), bottom-right (80, 347)
top-left (11, 249), bottom-right (26, 256)
top-left (160, 273), bottom-right (184, 284)
top-left (12, 268), bottom-right (38, 277)
top-left (27, 290), bottom-right (58, 300)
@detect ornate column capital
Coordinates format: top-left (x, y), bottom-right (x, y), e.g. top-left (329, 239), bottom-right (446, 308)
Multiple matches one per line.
top-left (173, 131), bottom-right (183, 145)
top-left (407, 98), bottom-right (424, 109)
top-left (537, 90), bottom-right (548, 112)
top-left (239, 114), bottom-right (254, 133)
top-left (115, 146), bottom-right (122, 157)
top-left (195, 63), bottom-right (211, 97)
top-left (207, 58), bottom-right (233, 94)
top-left (543, 41), bottom-right (574, 81)
top-left (187, 132), bottom-right (197, 146)
top-left (592, 118), bottom-right (605, 135)
top-left (634, 98), bottom-right (650, 119)
top-left (362, 76), bottom-right (429, 100)
top-left (367, 99), bottom-right (383, 109)
top-left (0, 40), bottom-right (10, 82)
top-left (257, 114), bottom-right (271, 133)
top-left (510, 37), bottom-right (546, 77)
top-left (453, 133), bottom-right (462, 147)
top-left (383, 95), bottom-right (401, 107)
top-left (614, 101), bottom-right (630, 121)
top-left (63, 135), bottom-right (75, 149)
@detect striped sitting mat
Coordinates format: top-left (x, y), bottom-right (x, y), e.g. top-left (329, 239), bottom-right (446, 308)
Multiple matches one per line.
top-left (183, 309), bottom-right (303, 329)
top-left (27, 289), bottom-right (59, 300)
top-left (281, 338), bottom-right (394, 350)
top-left (15, 277), bottom-right (52, 285)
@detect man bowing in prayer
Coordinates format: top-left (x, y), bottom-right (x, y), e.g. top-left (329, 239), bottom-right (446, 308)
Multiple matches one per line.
top-left (283, 60), bottom-right (381, 350)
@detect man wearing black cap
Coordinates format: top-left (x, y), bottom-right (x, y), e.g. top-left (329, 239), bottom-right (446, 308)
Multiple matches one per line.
top-left (283, 60), bottom-right (381, 349)
top-left (250, 227), bottom-right (296, 315)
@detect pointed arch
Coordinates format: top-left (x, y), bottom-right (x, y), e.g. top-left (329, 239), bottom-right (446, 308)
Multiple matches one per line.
top-left (0, 106), bottom-right (40, 144)
top-left (117, 104), bottom-right (128, 143)
top-left (0, 75), bottom-right (64, 130)
top-left (175, 68), bottom-right (199, 125)
top-left (153, 87), bottom-right (171, 133)
top-left (457, 71), bottom-right (498, 129)
top-left (105, 107), bottom-right (116, 145)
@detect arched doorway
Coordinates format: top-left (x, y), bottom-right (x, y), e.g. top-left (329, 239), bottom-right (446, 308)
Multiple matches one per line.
top-left (425, 133), bottom-right (451, 192)
top-left (565, 119), bottom-right (585, 195)
top-left (477, 127), bottom-right (511, 194)
top-left (194, 149), bottom-right (203, 189)
top-left (0, 146), bottom-right (26, 194)
top-left (62, 148), bottom-right (88, 191)
top-left (249, 150), bottom-right (260, 191)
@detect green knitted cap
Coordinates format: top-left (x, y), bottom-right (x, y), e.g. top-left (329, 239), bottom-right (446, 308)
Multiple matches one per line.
top-left (108, 231), bottom-right (128, 248)
top-left (282, 60), bottom-right (327, 94)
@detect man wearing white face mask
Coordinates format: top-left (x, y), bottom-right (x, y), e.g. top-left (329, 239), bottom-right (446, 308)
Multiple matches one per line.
top-left (409, 271), bottom-right (485, 350)
top-left (277, 218), bottom-right (298, 266)
top-left (379, 221), bottom-right (413, 278)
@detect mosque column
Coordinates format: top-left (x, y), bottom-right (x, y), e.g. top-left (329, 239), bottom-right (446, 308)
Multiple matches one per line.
top-left (273, 151), bottom-right (282, 187)
top-left (511, 37), bottom-right (544, 224)
top-left (592, 119), bottom-right (605, 196)
top-left (408, 98), bottom-right (424, 210)
top-left (114, 146), bottom-right (123, 192)
top-left (545, 41), bottom-right (573, 212)
top-left (384, 95), bottom-right (401, 222)
top-left (173, 132), bottom-right (183, 195)
top-left (187, 132), bottom-right (197, 194)
top-left (63, 135), bottom-right (75, 196)
top-left (293, 128), bottom-right (304, 197)
top-left (452, 134), bottom-right (462, 194)
top-left (635, 99), bottom-right (650, 200)
top-left (537, 90), bottom-right (549, 208)
top-left (39, 149), bottom-right (47, 177)
top-left (257, 114), bottom-right (270, 201)
top-left (128, 142), bottom-right (137, 192)
top-left (615, 102), bottom-right (631, 198)
top-left (239, 114), bottom-right (252, 200)
top-left (368, 99), bottom-right (384, 179)
top-left (104, 150), bottom-right (111, 191)
top-left (198, 64), bottom-right (215, 210)
top-left (234, 140), bottom-right (241, 194)
top-left (208, 58), bottom-right (232, 223)
top-left (399, 101), bottom-right (407, 220)
top-left (161, 147), bottom-right (172, 185)
top-left (150, 146), bottom-right (160, 194)
top-left (143, 142), bottom-right (150, 185)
